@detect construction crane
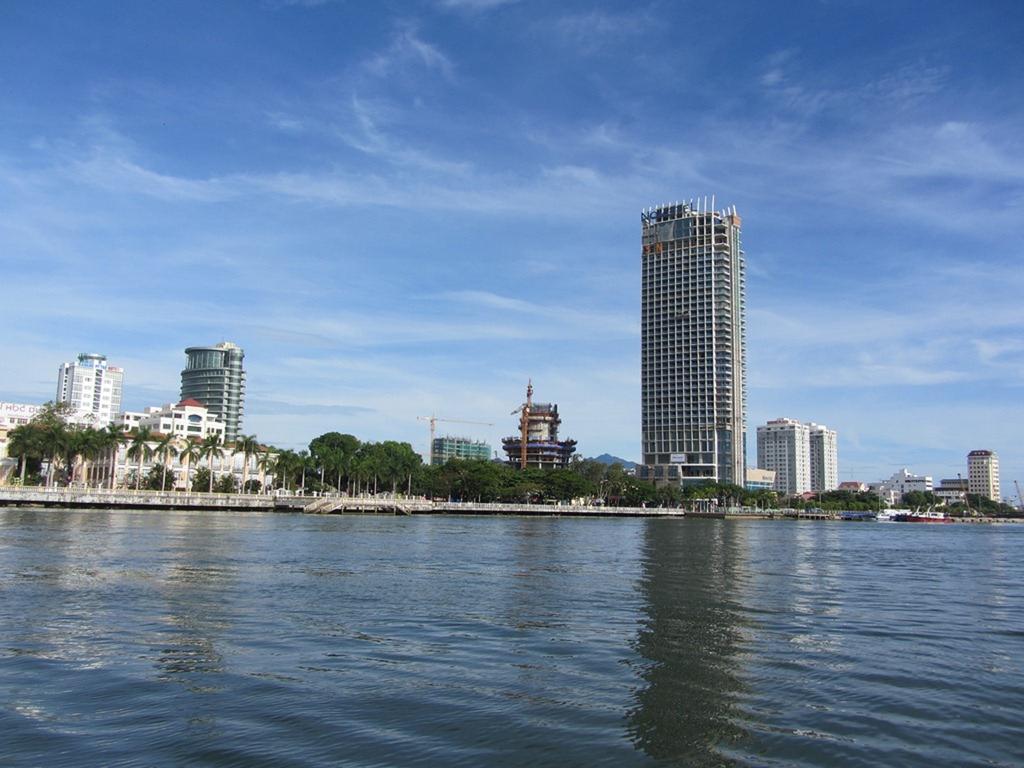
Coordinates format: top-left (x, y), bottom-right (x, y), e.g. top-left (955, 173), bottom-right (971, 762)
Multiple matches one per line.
top-left (510, 380), bottom-right (533, 470)
top-left (1016, 480), bottom-right (1024, 512)
top-left (417, 414), bottom-right (494, 464)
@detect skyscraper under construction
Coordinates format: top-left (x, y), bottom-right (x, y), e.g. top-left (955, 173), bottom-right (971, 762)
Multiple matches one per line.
top-left (639, 199), bottom-right (746, 486)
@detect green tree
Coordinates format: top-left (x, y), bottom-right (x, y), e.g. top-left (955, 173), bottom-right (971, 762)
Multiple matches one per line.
top-left (200, 434), bottom-right (225, 493)
top-left (7, 422), bottom-right (45, 485)
top-left (126, 427), bottom-right (154, 490)
top-left (96, 424), bottom-right (125, 489)
top-left (257, 448), bottom-right (277, 494)
top-left (191, 466), bottom-right (211, 493)
top-left (153, 433), bottom-right (179, 492)
top-left (310, 432), bottom-right (361, 493)
top-left (178, 439), bottom-right (202, 492)
top-left (234, 434), bottom-right (260, 494)
top-left (214, 473), bottom-right (238, 494)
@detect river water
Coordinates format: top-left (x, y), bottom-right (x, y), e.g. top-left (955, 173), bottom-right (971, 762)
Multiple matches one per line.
top-left (0, 509), bottom-right (1021, 767)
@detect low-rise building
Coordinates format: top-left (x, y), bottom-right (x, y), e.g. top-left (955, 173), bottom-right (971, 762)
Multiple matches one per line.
top-left (117, 399), bottom-right (226, 440)
top-left (745, 468), bottom-right (776, 492)
top-left (935, 478), bottom-right (968, 505)
top-left (0, 403), bottom-right (45, 484)
top-left (873, 468), bottom-right (933, 505)
top-left (93, 439), bottom-right (271, 492)
top-left (431, 435), bottom-right (491, 465)
top-left (0, 402), bottom-right (44, 429)
top-left (837, 481), bottom-right (868, 493)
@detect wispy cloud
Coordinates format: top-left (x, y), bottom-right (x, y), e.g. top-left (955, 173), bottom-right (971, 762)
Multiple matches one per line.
top-left (437, 0), bottom-right (517, 10)
top-left (364, 24), bottom-right (454, 80)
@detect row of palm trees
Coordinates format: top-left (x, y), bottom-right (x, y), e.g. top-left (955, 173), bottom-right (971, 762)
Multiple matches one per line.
top-left (6, 405), bottom-right (278, 493)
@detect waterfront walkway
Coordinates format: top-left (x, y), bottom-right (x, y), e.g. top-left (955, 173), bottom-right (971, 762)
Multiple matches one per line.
top-left (2, 487), bottom-right (1018, 522)
top-left (0, 486), bottom-right (688, 517)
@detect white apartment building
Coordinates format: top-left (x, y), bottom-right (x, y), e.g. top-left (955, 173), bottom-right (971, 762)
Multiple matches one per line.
top-left (757, 418), bottom-right (811, 495)
top-left (117, 399), bottom-right (225, 440)
top-left (808, 423), bottom-right (838, 492)
top-left (56, 353), bottom-right (124, 427)
top-left (873, 468), bottom-right (933, 505)
top-left (967, 450), bottom-right (999, 502)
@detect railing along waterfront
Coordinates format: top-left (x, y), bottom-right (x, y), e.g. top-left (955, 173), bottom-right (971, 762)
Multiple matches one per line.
top-left (3, 487), bottom-right (1017, 521)
top-left (0, 485), bottom-right (279, 510)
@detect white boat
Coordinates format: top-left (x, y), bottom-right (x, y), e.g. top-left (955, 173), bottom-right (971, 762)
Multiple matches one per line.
top-left (877, 508), bottom-right (908, 522)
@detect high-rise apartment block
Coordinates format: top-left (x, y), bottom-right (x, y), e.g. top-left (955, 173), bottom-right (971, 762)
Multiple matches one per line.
top-left (808, 423), bottom-right (838, 492)
top-left (757, 418), bottom-right (810, 495)
top-left (639, 199), bottom-right (746, 486)
top-left (756, 417), bottom-right (838, 495)
top-left (56, 353), bottom-right (124, 426)
top-left (180, 342), bottom-right (245, 443)
top-left (967, 450), bottom-right (999, 501)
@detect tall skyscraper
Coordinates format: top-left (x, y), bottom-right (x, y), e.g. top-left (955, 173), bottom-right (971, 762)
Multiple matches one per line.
top-left (56, 352), bottom-right (124, 426)
top-left (180, 342), bottom-right (245, 443)
top-left (808, 423), bottom-right (839, 493)
top-left (967, 449), bottom-right (999, 501)
top-left (756, 418), bottom-right (811, 495)
top-left (640, 199), bottom-right (746, 486)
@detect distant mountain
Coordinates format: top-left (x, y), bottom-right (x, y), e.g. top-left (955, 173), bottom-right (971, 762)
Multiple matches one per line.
top-left (588, 454), bottom-right (638, 470)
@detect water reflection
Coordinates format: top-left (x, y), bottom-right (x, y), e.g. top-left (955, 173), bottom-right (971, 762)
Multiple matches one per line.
top-left (152, 514), bottom-right (240, 690)
top-left (628, 519), bottom-right (748, 765)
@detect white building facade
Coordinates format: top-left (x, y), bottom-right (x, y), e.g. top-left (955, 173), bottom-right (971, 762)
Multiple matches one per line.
top-left (873, 468), bottom-right (933, 505)
top-left (808, 423), bottom-right (839, 493)
top-left (56, 353), bottom-right (124, 427)
top-left (0, 403), bottom-right (46, 484)
top-left (967, 450), bottom-right (999, 501)
top-left (117, 399), bottom-right (225, 440)
top-left (756, 418), bottom-right (810, 495)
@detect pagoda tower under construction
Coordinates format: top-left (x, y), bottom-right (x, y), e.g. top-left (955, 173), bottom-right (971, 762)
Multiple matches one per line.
top-left (502, 381), bottom-right (577, 470)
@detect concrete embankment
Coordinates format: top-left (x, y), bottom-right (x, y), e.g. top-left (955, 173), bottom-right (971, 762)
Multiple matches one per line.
top-left (5, 488), bottom-right (1016, 522)
top-left (0, 487), bottom-right (690, 517)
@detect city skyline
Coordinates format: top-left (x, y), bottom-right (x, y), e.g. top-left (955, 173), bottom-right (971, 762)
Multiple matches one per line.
top-left (1, 2), bottom-right (1021, 494)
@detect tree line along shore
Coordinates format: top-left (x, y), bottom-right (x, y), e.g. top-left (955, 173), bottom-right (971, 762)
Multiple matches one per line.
top-left (4, 404), bottom-right (1020, 516)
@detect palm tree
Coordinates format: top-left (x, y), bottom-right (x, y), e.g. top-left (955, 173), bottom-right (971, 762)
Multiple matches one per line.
top-left (274, 449), bottom-right (298, 491)
top-left (153, 433), bottom-right (179, 492)
top-left (68, 427), bottom-right (103, 487)
top-left (200, 434), bottom-right (225, 493)
top-left (235, 434), bottom-right (260, 494)
top-left (7, 424), bottom-right (43, 485)
top-left (179, 439), bottom-right (201, 491)
top-left (297, 449), bottom-right (311, 494)
top-left (257, 449), bottom-right (276, 494)
top-left (98, 424), bottom-right (126, 489)
top-left (126, 427), bottom-right (154, 490)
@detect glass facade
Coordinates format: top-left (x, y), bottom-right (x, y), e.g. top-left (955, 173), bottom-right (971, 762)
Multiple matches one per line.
top-left (180, 343), bottom-right (246, 443)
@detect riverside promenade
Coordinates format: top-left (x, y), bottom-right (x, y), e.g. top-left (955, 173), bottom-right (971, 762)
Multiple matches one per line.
top-left (0, 486), bottom-right (692, 518)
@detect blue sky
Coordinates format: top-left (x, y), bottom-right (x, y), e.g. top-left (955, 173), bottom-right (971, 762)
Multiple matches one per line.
top-left (1, 1), bottom-right (1022, 498)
